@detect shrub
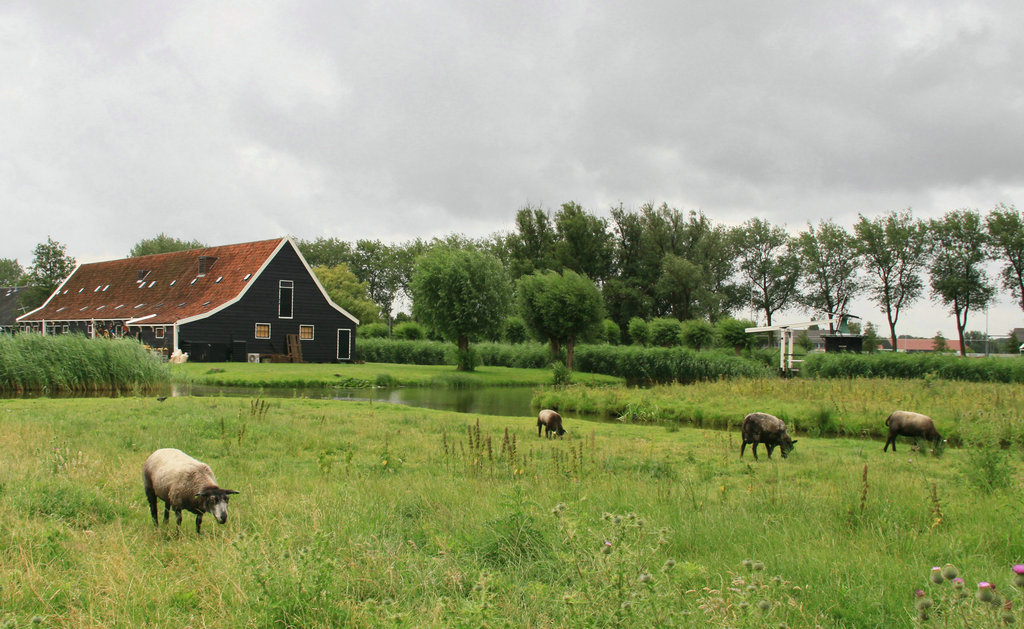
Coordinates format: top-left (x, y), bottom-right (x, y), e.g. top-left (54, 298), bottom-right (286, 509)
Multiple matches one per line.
top-left (628, 317), bottom-right (649, 346)
top-left (357, 322), bottom-right (390, 339)
top-left (392, 322), bottom-right (425, 340)
top-left (355, 338), bottom-right (450, 365)
top-left (602, 319), bottom-right (621, 345)
top-left (681, 319), bottom-right (716, 351)
top-left (649, 318), bottom-right (682, 347)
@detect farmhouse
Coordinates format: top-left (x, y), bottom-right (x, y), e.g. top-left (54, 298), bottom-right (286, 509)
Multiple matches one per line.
top-left (0, 286), bottom-right (35, 334)
top-left (16, 237), bottom-right (359, 363)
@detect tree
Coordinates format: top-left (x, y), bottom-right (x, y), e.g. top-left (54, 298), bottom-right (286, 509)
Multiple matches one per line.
top-left (25, 236), bottom-right (76, 306)
top-left (796, 220), bottom-right (860, 331)
top-left (410, 247), bottom-right (512, 370)
top-left (734, 218), bottom-right (801, 331)
top-left (516, 269), bottom-right (604, 370)
top-left (681, 319), bottom-right (716, 351)
top-left (0, 258), bottom-right (24, 286)
top-left (853, 209), bottom-right (928, 352)
top-left (296, 237), bottom-right (353, 268)
top-left (311, 264), bottom-right (380, 324)
top-left (129, 233), bottom-right (206, 257)
top-left (503, 205), bottom-right (558, 279)
top-left (553, 201), bottom-right (613, 283)
top-left (627, 316), bottom-right (649, 346)
top-left (862, 321), bottom-right (880, 353)
top-left (986, 203), bottom-right (1024, 314)
top-left (928, 209), bottom-right (996, 357)
top-left (715, 317), bottom-right (756, 355)
top-left (350, 240), bottom-right (402, 320)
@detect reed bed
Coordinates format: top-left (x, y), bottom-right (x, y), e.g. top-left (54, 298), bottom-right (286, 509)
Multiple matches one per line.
top-left (0, 334), bottom-right (168, 394)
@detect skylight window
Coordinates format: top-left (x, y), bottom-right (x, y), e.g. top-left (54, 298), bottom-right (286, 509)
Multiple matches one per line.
top-left (243, 273), bottom-right (252, 281)
top-left (94, 286), bottom-right (101, 292)
top-left (148, 281), bottom-right (156, 288)
top-left (170, 280), bottom-right (176, 286)
top-left (215, 276), bottom-right (223, 283)
top-left (190, 278), bottom-right (197, 285)
top-left (103, 285), bottom-right (109, 291)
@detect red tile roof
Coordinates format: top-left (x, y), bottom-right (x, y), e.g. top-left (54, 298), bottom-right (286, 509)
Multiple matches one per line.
top-left (895, 338), bottom-right (962, 352)
top-left (20, 238), bottom-right (286, 325)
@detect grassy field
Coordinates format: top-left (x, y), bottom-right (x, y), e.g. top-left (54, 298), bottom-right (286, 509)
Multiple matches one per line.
top-left (172, 361), bottom-right (623, 389)
top-left (2, 396), bottom-right (1023, 627)
top-left (536, 377), bottom-right (1024, 447)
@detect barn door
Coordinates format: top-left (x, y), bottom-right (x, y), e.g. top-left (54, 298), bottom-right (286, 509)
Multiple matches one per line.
top-left (336, 328), bottom-right (352, 361)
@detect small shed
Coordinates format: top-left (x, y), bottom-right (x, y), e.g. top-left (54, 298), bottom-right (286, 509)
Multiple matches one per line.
top-left (17, 237), bottom-right (359, 362)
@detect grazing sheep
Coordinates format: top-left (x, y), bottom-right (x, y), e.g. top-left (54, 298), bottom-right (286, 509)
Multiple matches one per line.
top-left (143, 448), bottom-right (239, 534)
top-left (883, 410), bottom-right (942, 452)
top-left (740, 412), bottom-right (797, 460)
top-left (537, 409), bottom-right (566, 438)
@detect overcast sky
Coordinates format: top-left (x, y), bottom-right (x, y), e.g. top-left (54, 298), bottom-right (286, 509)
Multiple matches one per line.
top-left (2, 1), bottom-right (1022, 339)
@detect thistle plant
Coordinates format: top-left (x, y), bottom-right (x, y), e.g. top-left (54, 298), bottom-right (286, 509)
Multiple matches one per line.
top-left (913, 562), bottom-right (1023, 625)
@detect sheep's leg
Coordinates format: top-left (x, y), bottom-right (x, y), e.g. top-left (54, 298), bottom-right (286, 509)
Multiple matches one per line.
top-left (751, 443), bottom-right (759, 461)
top-left (195, 513), bottom-right (203, 535)
top-left (163, 501), bottom-right (170, 523)
top-left (766, 444), bottom-right (775, 459)
top-left (883, 435), bottom-right (895, 452)
top-left (740, 441), bottom-right (747, 458)
top-left (538, 423), bottom-right (542, 437)
top-left (146, 488), bottom-right (159, 527)
top-left (175, 508), bottom-right (183, 527)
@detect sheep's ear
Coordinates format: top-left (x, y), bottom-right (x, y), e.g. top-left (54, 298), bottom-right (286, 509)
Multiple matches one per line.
top-left (791, 440), bottom-right (798, 445)
top-left (223, 489), bottom-right (239, 495)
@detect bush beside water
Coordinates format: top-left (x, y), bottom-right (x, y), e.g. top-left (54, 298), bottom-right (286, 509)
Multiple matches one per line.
top-left (0, 334), bottom-right (168, 393)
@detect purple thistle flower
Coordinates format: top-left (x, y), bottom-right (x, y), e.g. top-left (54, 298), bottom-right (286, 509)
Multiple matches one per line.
top-left (1013, 565), bottom-right (1024, 575)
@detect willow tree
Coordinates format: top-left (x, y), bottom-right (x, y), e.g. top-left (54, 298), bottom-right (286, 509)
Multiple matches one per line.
top-left (517, 269), bottom-right (604, 371)
top-left (410, 246), bottom-right (511, 371)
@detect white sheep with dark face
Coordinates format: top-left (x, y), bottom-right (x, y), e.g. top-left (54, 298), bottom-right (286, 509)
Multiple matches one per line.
top-left (143, 448), bottom-right (239, 534)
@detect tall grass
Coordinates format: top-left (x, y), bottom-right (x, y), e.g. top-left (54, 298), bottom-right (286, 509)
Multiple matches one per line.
top-left (535, 377), bottom-right (1024, 446)
top-left (1, 397), bottom-right (1022, 627)
top-left (801, 351), bottom-right (1024, 383)
top-left (0, 334), bottom-right (168, 394)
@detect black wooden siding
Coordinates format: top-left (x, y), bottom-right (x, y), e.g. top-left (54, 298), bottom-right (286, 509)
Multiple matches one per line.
top-left (178, 243), bottom-right (357, 363)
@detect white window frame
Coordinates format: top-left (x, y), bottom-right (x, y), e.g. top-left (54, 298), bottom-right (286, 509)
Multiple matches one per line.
top-left (155, 327), bottom-right (165, 339)
top-left (299, 324), bottom-right (314, 341)
top-left (255, 323), bottom-right (271, 339)
top-left (278, 280), bottom-right (294, 319)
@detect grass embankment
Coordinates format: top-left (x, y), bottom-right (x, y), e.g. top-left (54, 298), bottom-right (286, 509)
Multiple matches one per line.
top-left (535, 377), bottom-right (1024, 447)
top-left (172, 361), bottom-right (623, 389)
top-left (0, 334), bottom-right (168, 394)
top-left (2, 397), bottom-right (1023, 627)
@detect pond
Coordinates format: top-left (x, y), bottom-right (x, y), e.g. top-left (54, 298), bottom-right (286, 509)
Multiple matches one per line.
top-left (176, 383), bottom-right (540, 418)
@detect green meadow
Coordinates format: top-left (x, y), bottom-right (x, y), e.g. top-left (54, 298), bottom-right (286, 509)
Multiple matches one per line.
top-left (2, 394), bottom-right (1022, 628)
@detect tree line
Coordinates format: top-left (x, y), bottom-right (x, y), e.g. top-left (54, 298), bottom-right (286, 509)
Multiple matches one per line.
top-left (4, 203), bottom-right (1023, 360)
